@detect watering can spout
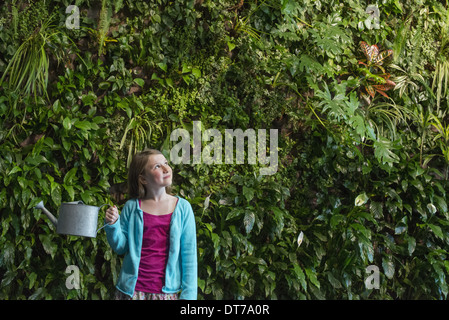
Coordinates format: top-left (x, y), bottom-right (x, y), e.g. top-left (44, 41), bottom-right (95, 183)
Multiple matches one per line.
top-left (35, 201), bottom-right (58, 227)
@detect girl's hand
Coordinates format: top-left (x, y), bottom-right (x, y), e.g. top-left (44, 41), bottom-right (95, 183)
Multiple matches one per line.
top-left (105, 205), bottom-right (119, 225)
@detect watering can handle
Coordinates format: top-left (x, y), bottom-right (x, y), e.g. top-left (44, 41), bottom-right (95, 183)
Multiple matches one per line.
top-left (96, 223), bottom-right (109, 233)
top-left (96, 204), bottom-right (112, 233)
top-left (66, 201), bottom-right (85, 205)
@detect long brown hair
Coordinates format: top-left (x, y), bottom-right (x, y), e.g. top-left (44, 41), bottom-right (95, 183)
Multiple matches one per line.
top-left (127, 149), bottom-right (172, 199)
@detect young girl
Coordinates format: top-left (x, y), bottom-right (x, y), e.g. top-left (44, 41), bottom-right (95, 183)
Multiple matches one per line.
top-left (104, 149), bottom-right (197, 300)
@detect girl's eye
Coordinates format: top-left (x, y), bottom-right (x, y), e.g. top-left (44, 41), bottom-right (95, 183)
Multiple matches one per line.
top-left (154, 161), bottom-right (168, 169)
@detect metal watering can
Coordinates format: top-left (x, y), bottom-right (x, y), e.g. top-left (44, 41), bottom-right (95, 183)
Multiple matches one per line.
top-left (35, 200), bottom-right (109, 238)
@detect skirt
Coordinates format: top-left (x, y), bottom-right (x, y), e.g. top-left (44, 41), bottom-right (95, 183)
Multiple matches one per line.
top-left (115, 289), bottom-right (179, 300)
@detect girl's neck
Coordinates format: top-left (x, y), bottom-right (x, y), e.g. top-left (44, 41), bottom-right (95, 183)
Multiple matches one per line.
top-left (141, 188), bottom-right (167, 202)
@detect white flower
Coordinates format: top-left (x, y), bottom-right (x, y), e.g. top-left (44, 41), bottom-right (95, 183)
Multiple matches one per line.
top-left (427, 203), bottom-right (437, 214)
top-left (203, 195), bottom-right (210, 210)
top-left (297, 231), bottom-right (304, 247)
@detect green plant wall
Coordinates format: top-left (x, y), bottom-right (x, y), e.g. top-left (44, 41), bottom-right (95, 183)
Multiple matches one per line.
top-left (1, 0), bottom-right (449, 299)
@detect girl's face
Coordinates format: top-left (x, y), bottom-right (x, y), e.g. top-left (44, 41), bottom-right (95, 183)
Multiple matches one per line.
top-left (140, 154), bottom-right (173, 190)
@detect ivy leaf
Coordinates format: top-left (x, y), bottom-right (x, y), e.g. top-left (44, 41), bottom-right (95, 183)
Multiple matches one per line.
top-left (51, 183), bottom-right (62, 207)
top-left (157, 62), bottom-right (167, 72)
top-left (427, 203), bottom-right (437, 214)
top-left (74, 120), bottom-right (92, 131)
top-left (407, 236), bottom-right (416, 256)
top-left (63, 184), bottom-right (75, 201)
top-left (305, 268), bottom-right (320, 289)
top-left (63, 167), bottom-right (78, 185)
top-left (81, 91), bottom-right (97, 106)
top-left (152, 14), bottom-right (161, 23)
top-left (203, 195), bottom-right (210, 210)
top-left (434, 195), bottom-right (448, 218)
top-left (227, 41), bottom-right (236, 51)
top-left (370, 201), bottom-right (383, 218)
top-left (394, 224), bottom-right (407, 235)
top-left (242, 256), bottom-right (267, 265)
top-left (242, 186), bottom-right (255, 202)
top-left (293, 265), bottom-right (307, 291)
top-left (80, 190), bottom-right (92, 204)
top-left (327, 271), bottom-right (342, 289)
top-left (191, 67), bottom-right (201, 78)
top-left (355, 192), bottom-right (369, 206)
top-left (211, 233), bottom-right (220, 259)
top-left (243, 212), bottom-right (255, 234)
top-left (133, 78), bottom-right (145, 87)
top-left (8, 166), bottom-right (22, 175)
top-left (28, 272), bottom-right (37, 289)
top-left (38, 234), bottom-right (58, 259)
top-left (429, 223), bottom-right (444, 239)
top-left (98, 81), bottom-right (110, 90)
top-left (382, 256), bottom-right (395, 279)
top-left (1, 270), bottom-right (16, 288)
top-left (63, 117), bottom-right (72, 130)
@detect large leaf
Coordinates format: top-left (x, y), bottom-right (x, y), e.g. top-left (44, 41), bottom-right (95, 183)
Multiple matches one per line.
top-left (243, 212), bottom-right (255, 234)
top-left (382, 256), bottom-right (395, 279)
top-left (374, 137), bottom-right (400, 165)
top-left (355, 192), bottom-right (369, 206)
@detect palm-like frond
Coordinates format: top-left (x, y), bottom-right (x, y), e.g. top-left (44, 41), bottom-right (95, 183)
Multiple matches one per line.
top-left (0, 17), bottom-right (60, 100)
top-left (120, 111), bottom-right (164, 166)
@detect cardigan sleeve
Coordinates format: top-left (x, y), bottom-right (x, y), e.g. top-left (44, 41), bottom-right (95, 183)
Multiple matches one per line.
top-left (179, 201), bottom-right (198, 300)
top-left (105, 205), bottom-right (129, 255)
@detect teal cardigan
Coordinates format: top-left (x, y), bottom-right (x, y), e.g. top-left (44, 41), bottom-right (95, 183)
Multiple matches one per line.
top-left (105, 196), bottom-right (198, 300)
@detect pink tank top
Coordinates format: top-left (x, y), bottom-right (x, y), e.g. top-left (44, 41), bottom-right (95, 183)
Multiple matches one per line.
top-left (134, 200), bottom-right (174, 293)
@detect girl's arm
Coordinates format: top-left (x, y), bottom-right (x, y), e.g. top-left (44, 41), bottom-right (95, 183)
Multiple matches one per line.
top-left (105, 206), bottom-right (129, 255)
top-left (179, 203), bottom-right (198, 300)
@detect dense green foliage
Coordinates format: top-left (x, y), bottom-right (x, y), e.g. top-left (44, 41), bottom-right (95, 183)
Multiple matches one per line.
top-left (1, 0), bottom-right (449, 299)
